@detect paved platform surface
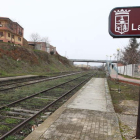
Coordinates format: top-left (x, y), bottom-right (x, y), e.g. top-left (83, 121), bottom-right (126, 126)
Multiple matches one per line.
top-left (0, 75), bottom-right (38, 82)
top-left (67, 78), bottom-right (107, 111)
top-left (24, 78), bottom-right (122, 140)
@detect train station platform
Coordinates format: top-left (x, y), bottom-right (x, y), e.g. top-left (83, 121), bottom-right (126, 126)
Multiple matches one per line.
top-left (24, 78), bottom-right (122, 140)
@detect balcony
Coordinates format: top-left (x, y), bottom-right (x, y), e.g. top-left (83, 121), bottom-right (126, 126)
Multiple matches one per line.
top-left (0, 24), bottom-right (13, 30)
top-left (0, 24), bottom-right (23, 36)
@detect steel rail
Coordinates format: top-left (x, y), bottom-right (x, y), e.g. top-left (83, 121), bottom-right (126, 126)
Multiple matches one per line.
top-left (45, 71), bottom-right (79, 76)
top-left (0, 76), bottom-right (45, 87)
top-left (0, 71), bottom-right (83, 92)
top-left (0, 71), bottom-right (80, 87)
top-left (0, 74), bottom-right (93, 140)
top-left (0, 73), bottom-right (89, 110)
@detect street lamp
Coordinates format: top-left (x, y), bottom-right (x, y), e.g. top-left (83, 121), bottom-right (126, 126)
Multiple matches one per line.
top-left (117, 48), bottom-right (120, 77)
top-left (116, 48), bottom-right (121, 93)
top-left (110, 55), bottom-right (112, 61)
top-left (87, 62), bottom-right (89, 69)
top-left (106, 55), bottom-right (108, 60)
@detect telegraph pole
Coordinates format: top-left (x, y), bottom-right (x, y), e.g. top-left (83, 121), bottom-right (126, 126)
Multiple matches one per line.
top-left (136, 86), bottom-right (140, 139)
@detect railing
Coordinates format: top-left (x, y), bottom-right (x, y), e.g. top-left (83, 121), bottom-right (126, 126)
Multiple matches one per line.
top-left (0, 24), bottom-right (23, 36)
top-left (0, 24), bottom-right (13, 30)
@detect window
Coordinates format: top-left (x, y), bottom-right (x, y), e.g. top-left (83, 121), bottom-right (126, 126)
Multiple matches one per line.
top-left (12, 35), bottom-right (14, 39)
top-left (8, 33), bottom-right (10, 37)
top-left (0, 32), bottom-right (3, 37)
top-left (47, 48), bottom-right (50, 52)
top-left (0, 22), bottom-right (2, 27)
top-left (0, 40), bottom-right (3, 42)
top-left (18, 37), bottom-right (21, 41)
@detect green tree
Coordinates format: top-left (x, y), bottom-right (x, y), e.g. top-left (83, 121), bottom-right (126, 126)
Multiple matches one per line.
top-left (121, 38), bottom-right (140, 76)
top-left (121, 38), bottom-right (140, 65)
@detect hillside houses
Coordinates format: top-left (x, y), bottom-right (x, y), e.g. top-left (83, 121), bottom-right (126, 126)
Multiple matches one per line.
top-left (0, 17), bottom-right (57, 55)
top-left (0, 17), bottom-right (23, 46)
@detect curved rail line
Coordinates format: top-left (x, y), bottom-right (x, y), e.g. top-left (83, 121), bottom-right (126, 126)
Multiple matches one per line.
top-left (0, 74), bottom-right (93, 140)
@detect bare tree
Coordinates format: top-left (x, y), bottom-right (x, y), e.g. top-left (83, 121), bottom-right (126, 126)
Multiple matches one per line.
top-left (41, 37), bottom-right (49, 44)
top-left (30, 33), bottom-right (41, 49)
top-left (41, 37), bottom-right (50, 52)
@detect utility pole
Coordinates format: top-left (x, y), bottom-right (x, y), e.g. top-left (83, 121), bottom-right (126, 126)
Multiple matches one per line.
top-left (116, 49), bottom-right (120, 79)
top-left (136, 86), bottom-right (140, 139)
top-left (110, 55), bottom-right (112, 61)
top-left (87, 62), bottom-right (88, 69)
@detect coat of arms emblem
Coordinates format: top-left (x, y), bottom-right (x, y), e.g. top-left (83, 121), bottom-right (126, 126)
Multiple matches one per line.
top-left (114, 9), bottom-right (131, 34)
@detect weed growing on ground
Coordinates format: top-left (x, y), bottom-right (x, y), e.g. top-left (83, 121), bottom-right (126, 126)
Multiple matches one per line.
top-left (5, 118), bottom-right (19, 124)
top-left (0, 125), bottom-right (10, 131)
top-left (5, 136), bottom-right (16, 140)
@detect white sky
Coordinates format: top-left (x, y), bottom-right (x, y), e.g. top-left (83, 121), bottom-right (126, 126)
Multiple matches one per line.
top-left (1, 0), bottom-right (140, 66)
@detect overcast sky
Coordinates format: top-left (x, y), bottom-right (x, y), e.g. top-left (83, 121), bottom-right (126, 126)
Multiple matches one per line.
top-left (1, 0), bottom-right (140, 65)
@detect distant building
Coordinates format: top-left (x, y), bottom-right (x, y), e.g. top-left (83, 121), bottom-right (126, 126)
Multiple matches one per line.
top-left (75, 64), bottom-right (91, 69)
top-left (28, 41), bottom-right (47, 51)
top-left (0, 17), bottom-right (24, 46)
top-left (47, 45), bottom-right (56, 54)
top-left (28, 41), bottom-right (57, 54)
top-left (117, 63), bottom-right (124, 67)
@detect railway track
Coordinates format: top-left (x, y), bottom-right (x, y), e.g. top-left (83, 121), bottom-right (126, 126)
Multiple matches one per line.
top-left (0, 72), bottom-right (86, 108)
top-left (0, 72), bottom-right (87, 110)
top-left (0, 72), bottom-right (93, 140)
top-left (0, 71), bottom-right (82, 92)
top-left (0, 71), bottom-right (80, 86)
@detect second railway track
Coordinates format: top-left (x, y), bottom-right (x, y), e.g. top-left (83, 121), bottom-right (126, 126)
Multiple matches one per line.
top-left (0, 71), bottom-right (81, 92)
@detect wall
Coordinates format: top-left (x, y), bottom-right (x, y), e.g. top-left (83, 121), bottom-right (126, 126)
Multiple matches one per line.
top-left (23, 38), bottom-right (29, 47)
top-left (118, 64), bottom-right (140, 77)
